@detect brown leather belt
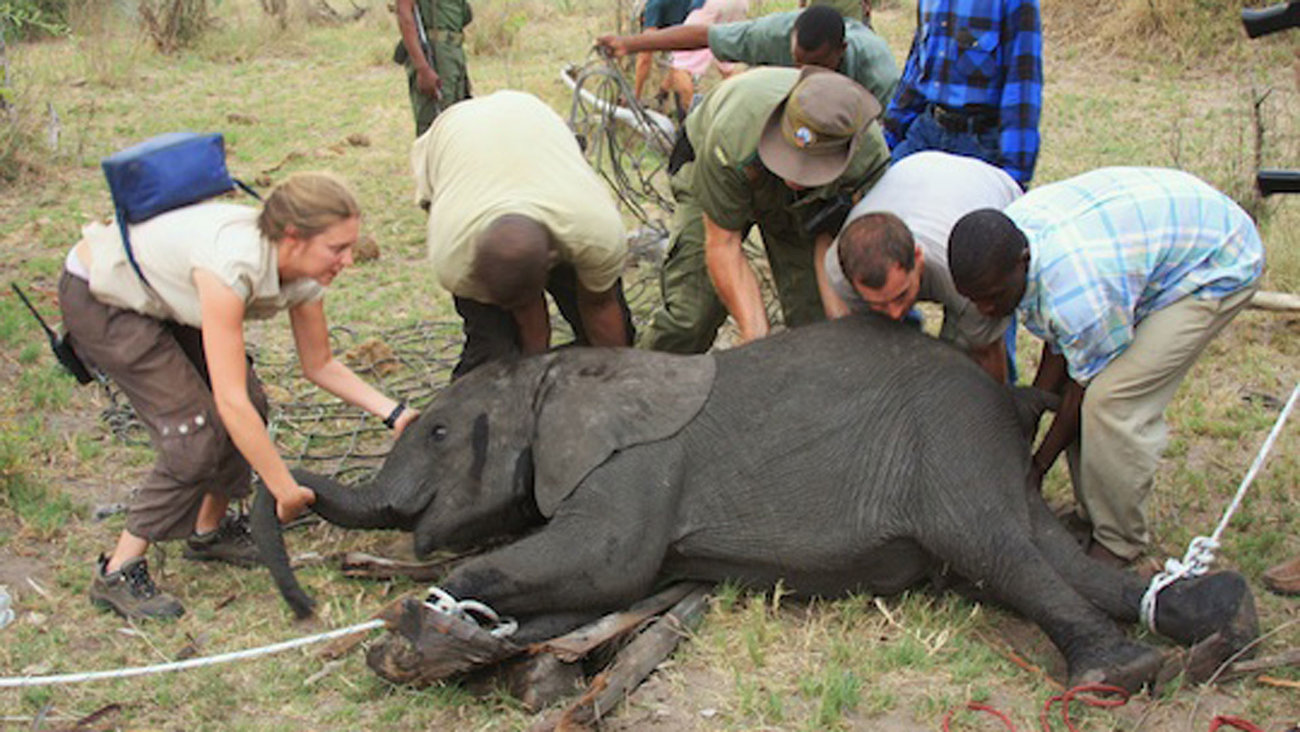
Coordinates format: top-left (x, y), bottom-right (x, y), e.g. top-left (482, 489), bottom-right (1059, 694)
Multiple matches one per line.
top-left (929, 104), bottom-right (998, 134)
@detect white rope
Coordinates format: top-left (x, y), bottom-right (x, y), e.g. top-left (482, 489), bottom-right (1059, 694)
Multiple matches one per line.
top-left (1142, 381), bottom-right (1300, 632)
top-left (0, 618), bottom-right (385, 688)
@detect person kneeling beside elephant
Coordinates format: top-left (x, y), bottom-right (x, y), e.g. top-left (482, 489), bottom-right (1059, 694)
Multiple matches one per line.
top-left (413, 90), bottom-right (636, 379)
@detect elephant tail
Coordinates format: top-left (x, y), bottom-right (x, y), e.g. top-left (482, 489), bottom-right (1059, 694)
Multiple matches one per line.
top-left (1009, 386), bottom-right (1060, 444)
top-left (251, 482), bottom-right (316, 619)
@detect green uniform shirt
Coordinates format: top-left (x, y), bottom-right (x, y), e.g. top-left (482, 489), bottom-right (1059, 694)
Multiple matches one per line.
top-left (417, 0), bottom-right (471, 32)
top-left (683, 66), bottom-right (890, 234)
top-left (706, 11), bottom-right (899, 109)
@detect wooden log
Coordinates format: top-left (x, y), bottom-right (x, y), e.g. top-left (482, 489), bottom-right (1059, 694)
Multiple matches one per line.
top-left (1216, 648), bottom-right (1300, 681)
top-left (1249, 290), bottom-right (1300, 312)
top-left (544, 585), bottom-right (713, 732)
top-left (530, 583), bottom-right (699, 662)
top-left (337, 551), bottom-right (460, 582)
top-left (315, 593), bottom-right (411, 660)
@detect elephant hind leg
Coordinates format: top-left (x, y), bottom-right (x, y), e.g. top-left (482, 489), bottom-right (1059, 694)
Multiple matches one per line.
top-left (1022, 489), bottom-right (1259, 662)
top-left (921, 524), bottom-right (1162, 692)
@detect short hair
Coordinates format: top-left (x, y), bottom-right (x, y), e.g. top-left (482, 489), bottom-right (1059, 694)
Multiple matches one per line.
top-left (258, 171), bottom-right (360, 242)
top-left (471, 215), bottom-right (553, 308)
top-left (948, 209), bottom-right (1028, 290)
top-left (793, 5), bottom-right (845, 53)
top-left (838, 212), bottom-right (915, 289)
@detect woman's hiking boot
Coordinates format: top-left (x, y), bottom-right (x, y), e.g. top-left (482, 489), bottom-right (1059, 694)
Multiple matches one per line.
top-left (90, 555), bottom-right (184, 620)
top-left (183, 513), bottom-right (261, 567)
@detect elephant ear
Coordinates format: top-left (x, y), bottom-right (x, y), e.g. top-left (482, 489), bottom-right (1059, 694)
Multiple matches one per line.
top-left (531, 348), bottom-right (715, 517)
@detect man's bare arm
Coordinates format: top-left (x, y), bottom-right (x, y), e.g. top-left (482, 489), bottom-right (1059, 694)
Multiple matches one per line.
top-left (576, 283), bottom-right (631, 347)
top-left (813, 232), bottom-right (851, 319)
top-left (596, 24), bottom-right (711, 56)
top-left (968, 340), bottom-right (1009, 384)
top-left (703, 212), bottom-right (769, 343)
top-left (511, 295), bottom-right (552, 355)
top-left (396, 0), bottom-right (440, 99)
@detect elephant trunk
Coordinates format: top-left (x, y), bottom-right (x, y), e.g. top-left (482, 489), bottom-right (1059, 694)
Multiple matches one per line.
top-left (251, 482), bottom-right (315, 619)
top-left (253, 470), bottom-right (407, 618)
top-left (294, 468), bottom-right (410, 530)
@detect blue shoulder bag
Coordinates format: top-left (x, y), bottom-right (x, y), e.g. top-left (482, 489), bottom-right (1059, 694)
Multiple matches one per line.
top-left (101, 132), bottom-right (260, 288)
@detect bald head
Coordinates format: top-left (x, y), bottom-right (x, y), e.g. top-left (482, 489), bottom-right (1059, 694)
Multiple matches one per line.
top-left (472, 214), bottom-right (555, 309)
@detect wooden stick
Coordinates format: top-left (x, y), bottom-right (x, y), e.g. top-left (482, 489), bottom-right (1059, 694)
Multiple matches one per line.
top-left (316, 594), bottom-right (410, 660)
top-left (1215, 648), bottom-right (1300, 681)
top-left (549, 586), bottom-right (712, 732)
top-left (1249, 290), bottom-right (1300, 312)
top-left (336, 551), bottom-right (460, 582)
top-left (530, 583), bottom-right (698, 662)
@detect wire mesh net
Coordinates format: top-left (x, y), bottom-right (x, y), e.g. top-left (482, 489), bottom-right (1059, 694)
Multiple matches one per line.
top-left (97, 53), bottom-right (783, 482)
top-left (97, 254), bottom-right (667, 484)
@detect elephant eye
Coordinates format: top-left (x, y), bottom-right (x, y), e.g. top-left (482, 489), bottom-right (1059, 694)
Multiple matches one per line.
top-left (431, 425), bottom-right (448, 442)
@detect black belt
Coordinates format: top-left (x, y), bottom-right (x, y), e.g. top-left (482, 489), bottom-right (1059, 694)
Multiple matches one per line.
top-left (929, 105), bottom-right (998, 134)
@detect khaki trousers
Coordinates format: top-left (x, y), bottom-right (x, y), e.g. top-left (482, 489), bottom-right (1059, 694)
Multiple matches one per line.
top-left (1068, 284), bottom-right (1257, 559)
top-left (58, 271), bottom-right (268, 541)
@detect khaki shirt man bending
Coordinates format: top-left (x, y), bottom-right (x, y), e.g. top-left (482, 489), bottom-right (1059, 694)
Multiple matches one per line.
top-left (414, 91), bottom-right (635, 378)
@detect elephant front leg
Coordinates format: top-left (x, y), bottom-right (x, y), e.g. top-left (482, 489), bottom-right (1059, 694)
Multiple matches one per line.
top-left (370, 447), bottom-right (683, 684)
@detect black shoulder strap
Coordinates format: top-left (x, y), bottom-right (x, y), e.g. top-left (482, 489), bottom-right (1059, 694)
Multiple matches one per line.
top-left (115, 206), bottom-right (151, 290)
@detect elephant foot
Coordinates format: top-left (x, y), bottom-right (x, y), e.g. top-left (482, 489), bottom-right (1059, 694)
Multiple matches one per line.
top-left (1067, 642), bottom-right (1164, 694)
top-left (1152, 572), bottom-right (1258, 649)
top-left (365, 597), bottom-right (522, 686)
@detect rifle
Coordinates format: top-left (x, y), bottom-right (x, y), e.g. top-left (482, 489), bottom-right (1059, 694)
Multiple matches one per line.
top-left (413, 1), bottom-right (443, 108)
top-left (394, 1), bottom-right (443, 108)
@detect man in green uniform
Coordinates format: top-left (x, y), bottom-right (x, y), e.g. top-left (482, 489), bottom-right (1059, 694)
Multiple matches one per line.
top-left (396, 0), bottom-right (472, 137)
top-left (641, 66), bottom-right (890, 353)
top-left (598, 5), bottom-right (899, 112)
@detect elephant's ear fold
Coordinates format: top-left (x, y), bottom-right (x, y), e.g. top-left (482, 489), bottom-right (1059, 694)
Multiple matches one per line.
top-left (532, 349), bottom-right (715, 517)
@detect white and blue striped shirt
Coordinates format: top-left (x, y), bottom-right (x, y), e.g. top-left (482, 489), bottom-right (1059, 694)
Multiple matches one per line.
top-left (1008, 167), bottom-right (1264, 382)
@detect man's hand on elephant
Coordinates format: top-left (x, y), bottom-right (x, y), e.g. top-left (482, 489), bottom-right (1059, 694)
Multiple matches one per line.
top-left (276, 483), bottom-right (317, 523)
top-left (415, 66), bottom-right (443, 99)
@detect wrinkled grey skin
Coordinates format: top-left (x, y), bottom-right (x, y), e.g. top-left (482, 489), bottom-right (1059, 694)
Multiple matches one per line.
top-left (252, 315), bottom-right (1256, 690)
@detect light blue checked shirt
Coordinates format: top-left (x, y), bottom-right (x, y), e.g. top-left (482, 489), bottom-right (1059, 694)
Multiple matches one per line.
top-left (1009, 167), bottom-right (1265, 383)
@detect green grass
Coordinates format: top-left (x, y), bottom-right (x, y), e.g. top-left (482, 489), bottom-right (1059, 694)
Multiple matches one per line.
top-left (0, 0), bottom-right (1296, 729)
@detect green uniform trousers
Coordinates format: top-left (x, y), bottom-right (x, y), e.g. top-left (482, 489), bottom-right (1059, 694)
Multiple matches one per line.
top-left (408, 37), bottom-right (470, 137)
top-left (640, 169), bottom-right (826, 354)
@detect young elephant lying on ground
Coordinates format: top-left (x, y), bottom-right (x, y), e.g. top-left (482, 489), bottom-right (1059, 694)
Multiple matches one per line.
top-left (252, 315), bottom-right (1257, 692)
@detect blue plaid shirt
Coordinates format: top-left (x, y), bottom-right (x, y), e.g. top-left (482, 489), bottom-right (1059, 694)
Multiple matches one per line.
top-left (1010, 168), bottom-right (1265, 383)
top-left (883, 0), bottom-right (1043, 187)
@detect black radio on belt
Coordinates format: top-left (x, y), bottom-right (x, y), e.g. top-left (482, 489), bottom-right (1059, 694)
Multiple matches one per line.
top-left (929, 104), bottom-right (999, 135)
top-left (11, 283), bottom-right (95, 385)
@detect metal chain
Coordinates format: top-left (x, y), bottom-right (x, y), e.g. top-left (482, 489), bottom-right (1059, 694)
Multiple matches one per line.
top-left (424, 586), bottom-right (518, 638)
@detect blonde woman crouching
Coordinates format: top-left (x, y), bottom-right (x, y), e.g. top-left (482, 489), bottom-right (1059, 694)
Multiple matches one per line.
top-left (58, 172), bottom-right (418, 620)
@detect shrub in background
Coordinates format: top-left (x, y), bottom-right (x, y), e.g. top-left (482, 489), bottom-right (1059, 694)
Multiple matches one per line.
top-left (0, 0), bottom-right (69, 41)
top-left (138, 0), bottom-right (210, 53)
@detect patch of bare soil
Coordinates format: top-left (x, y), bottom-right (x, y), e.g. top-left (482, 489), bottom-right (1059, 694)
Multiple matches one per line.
top-left (0, 541), bottom-right (51, 605)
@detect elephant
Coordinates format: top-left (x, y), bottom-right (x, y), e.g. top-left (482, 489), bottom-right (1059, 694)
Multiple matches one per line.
top-left (251, 314), bottom-right (1257, 692)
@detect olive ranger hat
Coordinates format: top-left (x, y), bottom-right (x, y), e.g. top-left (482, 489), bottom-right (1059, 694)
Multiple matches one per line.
top-left (757, 66), bottom-right (881, 188)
